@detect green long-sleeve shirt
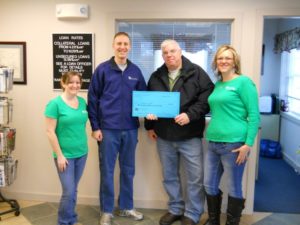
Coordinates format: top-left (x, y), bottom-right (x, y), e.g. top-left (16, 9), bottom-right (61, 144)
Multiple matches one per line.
top-left (206, 75), bottom-right (260, 146)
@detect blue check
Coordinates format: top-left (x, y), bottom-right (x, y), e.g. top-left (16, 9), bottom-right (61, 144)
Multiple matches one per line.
top-left (132, 91), bottom-right (180, 118)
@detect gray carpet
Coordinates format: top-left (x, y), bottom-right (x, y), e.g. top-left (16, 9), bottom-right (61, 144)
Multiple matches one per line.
top-left (21, 202), bottom-right (166, 225)
top-left (20, 202), bottom-right (300, 225)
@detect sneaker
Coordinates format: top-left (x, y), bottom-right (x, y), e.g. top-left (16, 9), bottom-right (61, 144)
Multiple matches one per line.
top-left (99, 213), bottom-right (113, 225)
top-left (118, 209), bottom-right (144, 220)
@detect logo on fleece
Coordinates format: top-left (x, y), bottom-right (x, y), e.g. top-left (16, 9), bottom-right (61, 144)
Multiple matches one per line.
top-left (128, 75), bottom-right (138, 81)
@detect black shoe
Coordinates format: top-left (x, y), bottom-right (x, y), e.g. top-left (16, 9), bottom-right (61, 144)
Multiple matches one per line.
top-left (181, 216), bottom-right (196, 225)
top-left (159, 212), bottom-right (182, 225)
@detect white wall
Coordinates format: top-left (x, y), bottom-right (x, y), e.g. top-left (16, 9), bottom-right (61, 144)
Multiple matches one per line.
top-left (260, 19), bottom-right (281, 96)
top-left (280, 113), bottom-right (300, 173)
top-left (276, 19), bottom-right (300, 172)
top-left (1, 0), bottom-right (300, 214)
top-left (260, 18), bottom-right (300, 97)
top-left (278, 18), bottom-right (300, 33)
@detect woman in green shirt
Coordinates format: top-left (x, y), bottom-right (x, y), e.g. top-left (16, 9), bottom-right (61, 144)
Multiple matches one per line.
top-left (45, 71), bottom-right (88, 225)
top-left (204, 45), bottom-right (260, 225)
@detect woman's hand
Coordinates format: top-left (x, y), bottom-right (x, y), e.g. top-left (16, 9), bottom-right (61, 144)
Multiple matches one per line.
top-left (92, 130), bottom-right (103, 142)
top-left (57, 154), bottom-right (68, 172)
top-left (232, 144), bottom-right (250, 165)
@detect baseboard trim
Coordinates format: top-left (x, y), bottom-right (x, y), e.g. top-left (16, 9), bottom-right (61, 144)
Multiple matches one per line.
top-left (283, 152), bottom-right (300, 173)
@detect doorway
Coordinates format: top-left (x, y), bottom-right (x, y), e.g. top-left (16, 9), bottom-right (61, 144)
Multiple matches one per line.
top-left (254, 17), bottom-right (300, 213)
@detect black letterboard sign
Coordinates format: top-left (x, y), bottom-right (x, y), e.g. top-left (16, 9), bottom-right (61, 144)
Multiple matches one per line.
top-left (52, 33), bottom-right (93, 90)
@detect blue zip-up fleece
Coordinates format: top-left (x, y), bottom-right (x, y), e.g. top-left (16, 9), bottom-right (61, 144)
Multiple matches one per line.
top-left (88, 57), bottom-right (147, 130)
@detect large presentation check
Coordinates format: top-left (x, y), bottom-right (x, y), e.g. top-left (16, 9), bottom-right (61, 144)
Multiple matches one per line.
top-left (132, 91), bottom-right (180, 118)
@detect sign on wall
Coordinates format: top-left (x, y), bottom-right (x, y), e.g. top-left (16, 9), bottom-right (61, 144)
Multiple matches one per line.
top-left (52, 33), bottom-right (94, 90)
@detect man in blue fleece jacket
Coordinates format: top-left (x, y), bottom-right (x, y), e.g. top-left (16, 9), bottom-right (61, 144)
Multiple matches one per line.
top-left (88, 32), bottom-right (146, 225)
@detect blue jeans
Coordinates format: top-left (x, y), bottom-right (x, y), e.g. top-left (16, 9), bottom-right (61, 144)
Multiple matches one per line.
top-left (157, 137), bottom-right (205, 223)
top-left (55, 154), bottom-right (87, 225)
top-left (204, 142), bottom-right (246, 198)
top-left (98, 129), bottom-right (138, 213)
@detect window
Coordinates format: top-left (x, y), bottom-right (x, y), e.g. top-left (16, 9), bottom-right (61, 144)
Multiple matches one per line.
top-left (117, 21), bottom-right (232, 82)
top-left (280, 49), bottom-right (300, 115)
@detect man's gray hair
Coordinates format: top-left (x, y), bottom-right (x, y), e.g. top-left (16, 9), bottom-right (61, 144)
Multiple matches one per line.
top-left (161, 39), bottom-right (181, 50)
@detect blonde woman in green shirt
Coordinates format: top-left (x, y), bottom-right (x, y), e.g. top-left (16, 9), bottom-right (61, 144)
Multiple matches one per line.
top-left (45, 71), bottom-right (88, 225)
top-left (204, 45), bottom-right (260, 225)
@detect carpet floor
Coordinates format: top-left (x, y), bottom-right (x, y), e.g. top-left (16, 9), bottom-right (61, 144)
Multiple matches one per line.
top-left (18, 202), bottom-right (300, 225)
top-left (254, 156), bottom-right (300, 213)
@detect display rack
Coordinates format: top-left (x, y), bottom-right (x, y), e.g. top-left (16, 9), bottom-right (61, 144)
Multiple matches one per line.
top-left (0, 67), bottom-right (20, 219)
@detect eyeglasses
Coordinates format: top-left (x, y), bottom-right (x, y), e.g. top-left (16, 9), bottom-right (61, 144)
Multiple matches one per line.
top-left (217, 57), bottom-right (233, 61)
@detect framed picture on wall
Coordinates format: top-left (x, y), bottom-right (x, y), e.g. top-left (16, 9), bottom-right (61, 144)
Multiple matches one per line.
top-left (0, 42), bottom-right (27, 85)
